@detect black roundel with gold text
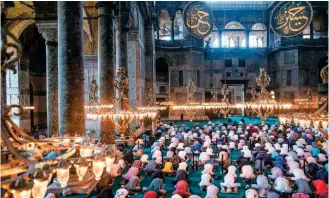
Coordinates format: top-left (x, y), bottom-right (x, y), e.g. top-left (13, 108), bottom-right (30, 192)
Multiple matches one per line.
top-left (183, 1), bottom-right (214, 39)
top-left (270, 1), bottom-right (313, 37)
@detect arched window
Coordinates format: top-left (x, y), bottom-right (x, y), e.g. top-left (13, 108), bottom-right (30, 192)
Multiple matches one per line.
top-left (222, 35), bottom-right (234, 48)
top-left (225, 21), bottom-right (245, 30)
top-left (204, 26), bottom-right (219, 48)
top-left (249, 23), bottom-right (267, 48)
top-left (159, 9), bottom-right (171, 41)
top-left (222, 21), bottom-right (246, 48)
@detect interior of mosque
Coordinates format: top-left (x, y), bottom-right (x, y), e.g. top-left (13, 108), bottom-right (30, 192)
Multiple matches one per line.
top-left (1, 1), bottom-right (328, 198)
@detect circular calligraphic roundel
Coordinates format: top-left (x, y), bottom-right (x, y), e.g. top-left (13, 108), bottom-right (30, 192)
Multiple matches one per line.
top-left (183, 1), bottom-right (214, 39)
top-left (270, 1), bottom-right (313, 37)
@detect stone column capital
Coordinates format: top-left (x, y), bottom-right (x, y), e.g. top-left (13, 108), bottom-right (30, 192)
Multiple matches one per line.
top-left (36, 22), bottom-right (58, 42)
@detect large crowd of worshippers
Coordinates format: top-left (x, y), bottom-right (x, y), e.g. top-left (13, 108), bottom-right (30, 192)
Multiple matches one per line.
top-left (103, 120), bottom-right (328, 198)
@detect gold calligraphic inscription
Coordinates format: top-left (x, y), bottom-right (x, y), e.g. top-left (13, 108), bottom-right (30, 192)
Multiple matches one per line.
top-left (271, 1), bottom-right (313, 37)
top-left (184, 2), bottom-right (213, 39)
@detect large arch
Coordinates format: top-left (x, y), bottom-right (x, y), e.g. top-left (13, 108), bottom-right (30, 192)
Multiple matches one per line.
top-left (223, 21), bottom-right (246, 48)
top-left (250, 23), bottom-right (267, 48)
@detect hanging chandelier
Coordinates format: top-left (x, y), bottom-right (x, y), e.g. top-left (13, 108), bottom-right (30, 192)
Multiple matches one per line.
top-left (240, 68), bottom-right (292, 124)
top-left (137, 88), bottom-right (166, 112)
top-left (86, 67), bottom-right (156, 134)
top-left (279, 63), bottom-right (328, 137)
top-left (201, 84), bottom-right (237, 118)
top-left (1, 29), bottom-right (122, 197)
top-left (172, 78), bottom-right (203, 120)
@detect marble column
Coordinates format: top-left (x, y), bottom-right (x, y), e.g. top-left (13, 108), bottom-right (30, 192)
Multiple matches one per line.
top-left (18, 57), bottom-right (31, 132)
top-left (246, 30), bottom-right (250, 48)
top-left (96, 2), bottom-right (115, 144)
top-left (170, 18), bottom-right (175, 41)
top-left (144, 21), bottom-right (156, 105)
top-left (127, 30), bottom-right (138, 109)
top-left (37, 23), bottom-right (58, 137)
top-left (115, 7), bottom-right (130, 95)
top-left (58, 2), bottom-right (85, 136)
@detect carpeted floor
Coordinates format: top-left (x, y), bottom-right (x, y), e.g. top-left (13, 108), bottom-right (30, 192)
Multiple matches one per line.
top-left (62, 117), bottom-right (280, 198)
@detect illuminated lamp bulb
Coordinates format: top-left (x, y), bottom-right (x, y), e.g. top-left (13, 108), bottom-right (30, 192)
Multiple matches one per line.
top-left (105, 153), bottom-right (115, 173)
top-left (79, 145), bottom-right (93, 158)
top-left (322, 120), bottom-right (328, 129)
top-left (31, 169), bottom-right (49, 198)
top-left (74, 158), bottom-right (89, 181)
top-left (92, 154), bottom-right (105, 180)
top-left (10, 176), bottom-right (33, 198)
top-left (56, 159), bottom-right (71, 188)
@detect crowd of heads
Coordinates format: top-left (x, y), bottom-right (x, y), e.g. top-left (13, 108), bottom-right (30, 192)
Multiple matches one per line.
top-left (108, 119), bottom-right (328, 198)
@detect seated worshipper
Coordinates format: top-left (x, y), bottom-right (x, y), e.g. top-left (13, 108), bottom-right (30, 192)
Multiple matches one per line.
top-left (141, 154), bottom-right (149, 165)
top-left (217, 151), bottom-right (228, 163)
top-left (172, 180), bottom-right (192, 197)
top-left (144, 190), bottom-right (157, 198)
top-left (268, 167), bottom-right (284, 180)
top-left (132, 159), bottom-right (143, 171)
top-left (199, 151), bottom-right (210, 166)
top-left (313, 180), bottom-right (328, 196)
top-left (162, 161), bottom-right (175, 175)
top-left (238, 139), bottom-right (246, 150)
top-left (240, 165), bottom-right (255, 181)
top-left (114, 188), bottom-right (129, 198)
top-left (109, 159), bottom-right (126, 177)
top-left (122, 167), bottom-right (139, 184)
top-left (290, 170), bottom-right (312, 195)
top-left (178, 150), bottom-right (187, 161)
top-left (229, 141), bottom-right (236, 151)
top-left (317, 153), bottom-right (327, 164)
top-left (144, 160), bottom-right (157, 175)
top-left (202, 163), bottom-right (215, 176)
top-left (151, 145), bottom-right (160, 155)
top-left (245, 189), bottom-right (258, 198)
top-left (166, 150), bottom-right (174, 160)
top-left (191, 141), bottom-right (202, 153)
top-left (143, 178), bottom-right (166, 196)
top-left (171, 154), bottom-right (182, 169)
top-left (152, 169), bottom-right (164, 180)
top-left (274, 143), bottom-right (281, 152)
top-left (273, 177), bottom-right (292, 194)
top-left (199, 173), bottom-right (212, 191)
top-left (155, 156), bottom-right (163, 168)
top-left (124, 175), bottom-right (141, 194)
top-left (266, 191), bottom-right (280, 198)
top-left (205, 184), bottom-right (219, 198)
top-left (206, 148), bottom-right (215, 156)
top-left (122, 150), bottom-right (134, 165)
top-left (316, 167), bottom-right (328, 183)
top-left (287, 160), bottom-right (300, 175)
top-left (177, 142), bottom-right (185, 151)
top-left (251, 175), bottom-right (271, 196)
top-left (273, 156), bottom-right (286, 172)
top-left (220, 167), bottom-right (241, 193)
top-left (280, 144), bottom-right (289, 156)
top-left (152, 150), bottom-right (162, 160)
top-left (173, 163), bottom-right (189, 185)
top-left (236, 156), bottom-right (250, 172)
top-left (241, 148), bottom-right (253, 160)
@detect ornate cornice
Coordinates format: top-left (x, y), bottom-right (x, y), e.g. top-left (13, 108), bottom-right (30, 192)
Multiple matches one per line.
top-left (36, 22), bottom-right (57, 42)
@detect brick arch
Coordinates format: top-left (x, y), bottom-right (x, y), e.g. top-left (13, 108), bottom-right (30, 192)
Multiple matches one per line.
top-left (6, 17), bottom-right (35, 39)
